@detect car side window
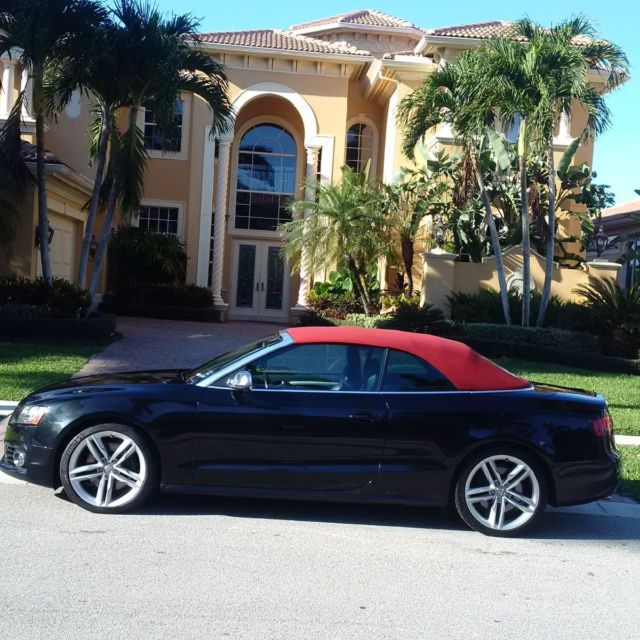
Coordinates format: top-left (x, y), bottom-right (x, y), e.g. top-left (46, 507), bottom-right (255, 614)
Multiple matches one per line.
top-left (239, 343), bottom-right (385, 391)
top-left (382, 349), bottom-right (454, 392)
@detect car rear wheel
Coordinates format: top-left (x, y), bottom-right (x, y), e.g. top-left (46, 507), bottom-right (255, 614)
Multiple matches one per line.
top-left (60, 424), bottom-right (157, 514)
top-left (454, 449), bottom-right (547, 537)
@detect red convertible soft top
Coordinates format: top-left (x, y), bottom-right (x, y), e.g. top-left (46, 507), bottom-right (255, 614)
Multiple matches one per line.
top-left (287, 326), bottom-right (529, 392)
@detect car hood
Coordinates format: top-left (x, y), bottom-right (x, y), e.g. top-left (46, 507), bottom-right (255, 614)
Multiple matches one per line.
top-left (25, 369), bottom-right (184, 402)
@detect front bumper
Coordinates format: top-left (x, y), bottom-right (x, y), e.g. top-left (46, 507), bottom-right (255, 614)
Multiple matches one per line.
top-left (1, 422), bottom-right (55, 487)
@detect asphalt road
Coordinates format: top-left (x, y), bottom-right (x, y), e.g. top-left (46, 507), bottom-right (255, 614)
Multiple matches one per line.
top-left (0, 478), bottom-right (639, 640)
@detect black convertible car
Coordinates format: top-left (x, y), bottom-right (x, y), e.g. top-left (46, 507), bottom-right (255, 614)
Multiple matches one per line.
top-left (1, 326), bottom-right (620, 536)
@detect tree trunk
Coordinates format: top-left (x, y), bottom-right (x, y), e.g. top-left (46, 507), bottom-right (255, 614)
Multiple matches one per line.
top-left (77, 110), bottom-right (111, 290)
top-left (536, 143), bottom-right (556, 327)
top-left (519, 152), bottom-right (531, 327)
top-left (401, 234), bottom-right (414, 295)
top-left (471, 150), bottom-right (511, 325)
top-left (88, 179), bottom-right (118, 299)
top-left (346, 256), bottom-right (371, 315)
top-left (35, 110), bottom-right (53, 285)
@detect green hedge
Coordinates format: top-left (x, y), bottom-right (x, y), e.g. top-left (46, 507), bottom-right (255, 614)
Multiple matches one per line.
top-left (99, 301), bottom-right (218, 322)
top-left (459, 323), bottom-right (600, 354)
top-left (0, 313), bottom-right (116, 342)
top-left (0, 276), bottom-right (91, 318)
top-left (103, 283), bottom-right (213, 309)
top-left (460, 337), bottom-right (640, 374)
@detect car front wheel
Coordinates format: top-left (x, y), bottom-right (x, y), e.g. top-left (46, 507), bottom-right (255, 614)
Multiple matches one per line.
top-left (60, 424), bottom-right (157, 513)
top-left (454, 449), bottom-right (547, 537)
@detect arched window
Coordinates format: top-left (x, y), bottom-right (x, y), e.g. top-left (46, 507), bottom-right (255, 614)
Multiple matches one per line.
top-left (345, 122), bottom-right (374, 174)
top-left (235, 123), bottom-right (297, 231)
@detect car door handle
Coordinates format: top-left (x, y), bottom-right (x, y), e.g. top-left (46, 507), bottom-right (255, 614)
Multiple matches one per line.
top-left (349, 411), bottom-right (380, 423)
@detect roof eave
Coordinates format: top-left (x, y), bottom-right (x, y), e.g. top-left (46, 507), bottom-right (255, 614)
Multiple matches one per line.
top-left (197, 40), bottom-right (371, 64)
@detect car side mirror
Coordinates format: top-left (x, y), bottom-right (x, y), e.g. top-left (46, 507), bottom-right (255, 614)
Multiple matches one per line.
top-left (227, 370), bottom-right (253, 391)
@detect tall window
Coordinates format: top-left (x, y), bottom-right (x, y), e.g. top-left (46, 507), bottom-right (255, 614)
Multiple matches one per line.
top-left (138, 205), bottom-right (180, 236)
top-left (144, 101), bottom-right (183, 153)
top-left (345, 122), bottom-right (374, 174)
top-left (235, 123), bottom-right (297, 231)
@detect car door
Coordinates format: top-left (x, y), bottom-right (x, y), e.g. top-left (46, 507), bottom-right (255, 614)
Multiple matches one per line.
top-left (378, 349), bottom-right (466, 503)
top-left (193, 342), bottom-right (387, 492)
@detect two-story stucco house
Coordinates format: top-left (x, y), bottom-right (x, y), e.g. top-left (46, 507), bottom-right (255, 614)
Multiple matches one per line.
top-left (1, 10), bottom-right (603, 322)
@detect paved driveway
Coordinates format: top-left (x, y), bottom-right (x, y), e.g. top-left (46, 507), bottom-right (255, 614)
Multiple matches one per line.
top-left (78, 316), bottom-right (287, 375)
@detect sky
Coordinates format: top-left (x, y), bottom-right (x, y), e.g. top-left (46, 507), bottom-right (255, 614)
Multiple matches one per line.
top-left (153, 0), bottom-right (639, 205)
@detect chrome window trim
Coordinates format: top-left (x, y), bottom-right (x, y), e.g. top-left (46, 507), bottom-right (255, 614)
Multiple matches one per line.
top-left (196, 330), bottom-right (293, 388)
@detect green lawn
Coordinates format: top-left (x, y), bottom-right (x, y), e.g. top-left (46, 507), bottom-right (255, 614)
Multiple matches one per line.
top-left (0, 342), bottom-right (98, 401)
top-left (499, 358), bottom-right (640, 437)
top-left (618, 445), bottom-right (640, 501)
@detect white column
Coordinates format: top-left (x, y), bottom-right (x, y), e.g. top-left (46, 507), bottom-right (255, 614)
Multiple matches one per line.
top-left (1, 58), bottom-right (15, 118)
top-left (294, 145), bottom-right (320, 308)
top-left (196, 126), bottom-right (215, 287)
top-left (558, 110), bottom-right (572, 140)
top-left (210, 138), bottom-right (232, 308)
top-left (20, 65), bottom-right (32, 118)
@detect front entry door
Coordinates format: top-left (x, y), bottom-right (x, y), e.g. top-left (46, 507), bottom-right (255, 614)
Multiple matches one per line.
top-left (230, 240), bottom-right (290, 321)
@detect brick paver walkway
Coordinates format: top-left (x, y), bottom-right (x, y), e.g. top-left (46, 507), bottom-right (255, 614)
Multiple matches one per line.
top-left (77, 316), bottom-right (287, 376)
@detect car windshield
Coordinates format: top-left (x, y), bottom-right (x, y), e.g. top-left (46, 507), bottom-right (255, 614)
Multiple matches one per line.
top-left (185, 333), bottom-right (283, 384)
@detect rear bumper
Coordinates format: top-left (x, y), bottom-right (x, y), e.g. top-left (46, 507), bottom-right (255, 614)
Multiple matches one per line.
top-left (551, 456), bottom-right (620, 507)
top-left (1, 423), bottom-right (55, 488)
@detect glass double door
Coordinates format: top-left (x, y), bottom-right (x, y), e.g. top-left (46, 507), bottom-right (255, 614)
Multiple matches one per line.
top-left (230, 239), bottom-right (290, 321)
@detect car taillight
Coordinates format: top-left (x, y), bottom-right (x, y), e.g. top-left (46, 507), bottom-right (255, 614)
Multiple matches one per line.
top-left (591, 414), bottom-right (613, 437)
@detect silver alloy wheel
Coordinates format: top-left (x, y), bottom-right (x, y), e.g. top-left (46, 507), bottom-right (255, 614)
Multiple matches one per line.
top-left (464, 454), bottom-right (540, 532)
top-left (68, 430), bottom-right (147, 509)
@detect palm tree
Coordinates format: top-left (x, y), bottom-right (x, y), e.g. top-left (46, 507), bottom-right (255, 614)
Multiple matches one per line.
top-left (0, 0), bottom-right (105, 284)
top-left (56, 0), bottom-right (233, 299)
top-left (398, 53), bottom-right (512, 325)
top-left (477, 18), bottom-right (627, 327)
top-left (279, 167), bottom-right (389, 315)
top-left (515, 17), bottom-right (629, 327)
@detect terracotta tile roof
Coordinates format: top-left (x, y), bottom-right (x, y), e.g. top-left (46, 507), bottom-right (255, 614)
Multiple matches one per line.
top-left (291, 9), bottom-right (419, 31)
top-left (198, 29), bottom-right (369, 56)
top-left (426, 20), bottom-right (591, 45)
top-left (21, 141), bottom-right (62, 164)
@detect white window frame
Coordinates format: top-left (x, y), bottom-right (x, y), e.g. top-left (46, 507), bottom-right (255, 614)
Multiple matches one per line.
top-left (132, 199), bottom-right (186, 241)
top-left (345, 114), bottom-right (379, 178)
top-left (137, 95), bottom-right (190, 161)
top-left (229, 115), bottom-right (303, 239)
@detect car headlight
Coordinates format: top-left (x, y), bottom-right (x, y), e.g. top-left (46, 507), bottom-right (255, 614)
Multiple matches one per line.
top-left (14, 405), bottom-right (49, 426)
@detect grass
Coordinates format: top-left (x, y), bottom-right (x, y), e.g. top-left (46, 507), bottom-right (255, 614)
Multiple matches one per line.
top-left (0, 342), bottom-right (98, 401)
top-left (618, 445), bottom-right (640, 501)
top-left (499, 358), bottom-right (640, 437)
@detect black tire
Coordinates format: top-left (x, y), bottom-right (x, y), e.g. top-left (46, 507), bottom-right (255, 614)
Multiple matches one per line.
top-left (454, 447), bottom-right (547, 537)
top-left (60, 423), bottom-right (157, 514)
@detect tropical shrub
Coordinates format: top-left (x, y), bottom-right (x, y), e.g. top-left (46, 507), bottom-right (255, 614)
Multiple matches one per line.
top-left (573, 278), bottom-right (640, 358)
top-left (306, 290), bottom-right (364, 319)
top-left (0, 276), bottom-right (90, 318)
top-left (378, 295), bottom-right (453, 334)
top-left (448, 288), bottom-right (599, 333)
top-left (108, 225), bottom-right (187, 287)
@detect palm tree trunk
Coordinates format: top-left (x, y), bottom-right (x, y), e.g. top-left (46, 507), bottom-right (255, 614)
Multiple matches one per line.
top-left (88, 179), bottom-right (118, 299)
top-left (77, 110), bottom-right (111, 290)
top-left (536, 143), bottom-right (556, 327)
top-left (519, 151), bottom-right (531, 327)
top-left (346, 256), bottom-right (371, 315)
top-left (401, 234), bottom-right (414, 295)
top-left (35, 110), bottom-right (53, 285)
top-left (471, 150), bottom-right (511, 325)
